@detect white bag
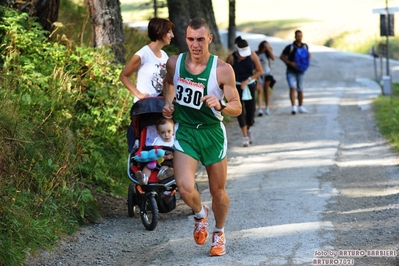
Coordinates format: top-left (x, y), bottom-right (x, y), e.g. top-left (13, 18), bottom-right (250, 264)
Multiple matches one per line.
top-left (242, 85), bottom-right (252, 101)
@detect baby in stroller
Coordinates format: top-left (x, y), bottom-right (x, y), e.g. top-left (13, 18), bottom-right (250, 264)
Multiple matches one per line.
top-left (127, 97), bottom-right (176, 186)
top-left (135, 117), bottom-right (175, 185)
top-left (126, 97), bottom-right (177, 230)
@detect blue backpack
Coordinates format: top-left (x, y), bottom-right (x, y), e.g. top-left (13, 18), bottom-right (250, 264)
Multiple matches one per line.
top-left (290, 44), bottom-right (309, 72)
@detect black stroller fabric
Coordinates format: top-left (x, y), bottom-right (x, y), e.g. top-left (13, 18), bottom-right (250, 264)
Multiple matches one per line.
top-left (158, 193), bottom-right (176, 213)
top-left (126, 97), bottom-right (165, 153)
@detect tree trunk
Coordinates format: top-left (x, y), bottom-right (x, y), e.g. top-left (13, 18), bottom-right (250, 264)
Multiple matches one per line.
top-left (153, 0), bottom-right (157, 17)
top-left (0, 0), bottom-right (60, 33)
top-left (167, 0), bottom-right (221, 53)
top-left (86, 0), bottom-right (126, 64)
top-left (167, 0), bottom-right (190, 52)
top-left (228, 0), bottom-right (236, 51)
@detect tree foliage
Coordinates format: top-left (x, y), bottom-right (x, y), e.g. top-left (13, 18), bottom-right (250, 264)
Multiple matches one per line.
top-left (0, 0), bottom-right (60, 32)
top-left (166, 0), bottom-right (222, 52)
top-left (0, 6), bottom-right (132, 264)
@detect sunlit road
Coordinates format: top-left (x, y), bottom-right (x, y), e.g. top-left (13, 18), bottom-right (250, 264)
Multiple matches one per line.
top-left (27, 33), bottom-right (399, 266)
top-left (204, 33), bottom-right (399, 265)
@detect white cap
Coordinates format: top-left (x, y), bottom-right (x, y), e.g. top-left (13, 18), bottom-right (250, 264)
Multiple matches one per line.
top-left (235, 44), bottom-right (251, 57)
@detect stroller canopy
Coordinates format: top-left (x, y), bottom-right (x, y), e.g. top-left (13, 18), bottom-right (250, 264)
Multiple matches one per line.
top-left (130, 97), bottom-right (165, 117)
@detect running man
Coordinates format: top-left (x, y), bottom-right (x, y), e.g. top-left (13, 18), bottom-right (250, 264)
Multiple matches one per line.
top-left (162, 18), bottom-right (241, 256)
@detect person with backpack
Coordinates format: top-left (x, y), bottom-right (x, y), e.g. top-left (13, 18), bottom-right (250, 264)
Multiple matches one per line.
top-left (280, 30), bottom-right (311, 115)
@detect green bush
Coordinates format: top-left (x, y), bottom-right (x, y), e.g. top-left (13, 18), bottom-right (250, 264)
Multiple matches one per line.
top-left (0, 5), bottom-right (139, 265)
top-left (374, 83), bottom-right (399, 152)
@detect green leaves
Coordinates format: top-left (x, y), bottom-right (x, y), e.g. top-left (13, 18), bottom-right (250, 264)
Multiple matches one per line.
top-left (374, 83), bottom-right (399, 152)
top-left (0, 5), bottom-right (132, 264)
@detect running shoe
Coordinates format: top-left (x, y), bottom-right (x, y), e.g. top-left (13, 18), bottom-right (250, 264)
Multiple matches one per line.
top-left (257, 108), bottom-right (263, 117)
top-left (193, 205), bottom-right (209, 245)
top-left (135, 171), bottom-right (149, 185)
top-left (209, 232), bottom-right (226, 256)
top-left (157, 168), bottom-right (174, 180)
top-left (264, 107), bottom-right (270, 115)
top-left (291, 105), bottom-right (297, 115)
top-left (247, 129), bottom-right (252, 144)
top-left (298, 106), bottom-right (309, 113)
top-left (242, 137), bottom-right (250, 147)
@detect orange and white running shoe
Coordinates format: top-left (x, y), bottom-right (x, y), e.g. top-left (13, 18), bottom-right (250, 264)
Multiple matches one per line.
top-left (193, 205), bottom-right (209, 245)
top-left (209, 231), bottom-right (226, 256)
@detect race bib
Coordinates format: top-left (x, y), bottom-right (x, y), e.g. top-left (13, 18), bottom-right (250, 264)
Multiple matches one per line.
top-left (175, 77), bottom-right (204, 110)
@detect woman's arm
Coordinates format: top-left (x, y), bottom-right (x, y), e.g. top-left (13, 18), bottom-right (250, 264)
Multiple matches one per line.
top-left (119, 54), bottom-right (150, 99)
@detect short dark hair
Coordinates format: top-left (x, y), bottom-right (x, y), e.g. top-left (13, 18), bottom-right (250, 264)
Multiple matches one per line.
top-left (156, 117), bottom-right (174, 131)
top-left (187, 17), bottom-right (210, 33)
top-left (148, 17), bottom-right (175, 42)
top-left (295, 30), bottom-right (302, 35)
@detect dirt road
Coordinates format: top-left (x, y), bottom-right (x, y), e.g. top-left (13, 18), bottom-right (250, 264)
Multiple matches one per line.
top-left (26, 36), bottom-right (399, 266)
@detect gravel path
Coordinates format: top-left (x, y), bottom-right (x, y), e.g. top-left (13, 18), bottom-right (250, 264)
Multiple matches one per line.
top-left (25, 36), bottom-right (399, 266)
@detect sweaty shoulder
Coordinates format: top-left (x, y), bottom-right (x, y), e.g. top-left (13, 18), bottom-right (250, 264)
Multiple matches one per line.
top-left (166, 54), bottom-right (179, 74)
top-left (216, 58), bottom-right (234, 85)
top-left (167, 54), bottom-right (179, 66)
top-left (216, 58), bottom-right (233, 73)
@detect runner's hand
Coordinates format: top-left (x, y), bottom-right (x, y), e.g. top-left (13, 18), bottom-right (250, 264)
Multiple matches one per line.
top-left (163, 103), bottom-right (174, 119)
top-left (201, 95), bottom-right (220, 110)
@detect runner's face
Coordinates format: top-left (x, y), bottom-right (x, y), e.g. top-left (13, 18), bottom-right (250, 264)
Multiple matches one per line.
top-left (185, 26), bottom-right (212, 58)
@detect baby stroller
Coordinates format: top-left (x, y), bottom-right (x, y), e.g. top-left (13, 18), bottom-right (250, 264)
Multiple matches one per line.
top-left (126, 97), bottom-right (177, 231)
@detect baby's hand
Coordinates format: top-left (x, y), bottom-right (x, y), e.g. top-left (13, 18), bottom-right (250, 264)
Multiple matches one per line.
top-left (164, 154), bottom-right (174, 160)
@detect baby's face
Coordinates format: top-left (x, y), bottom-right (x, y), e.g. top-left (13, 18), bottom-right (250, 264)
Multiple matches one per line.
top-left (157, 122), bottom-right (174, 142)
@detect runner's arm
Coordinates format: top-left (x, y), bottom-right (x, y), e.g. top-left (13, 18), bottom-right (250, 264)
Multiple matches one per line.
top-left (162, 56), bottom-right (177, 119)
top-left (217, 60), bottom-right (241, 117)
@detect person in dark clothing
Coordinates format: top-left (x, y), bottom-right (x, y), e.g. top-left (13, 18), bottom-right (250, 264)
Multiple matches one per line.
top-left (226, 36), bottom-right (263, 147)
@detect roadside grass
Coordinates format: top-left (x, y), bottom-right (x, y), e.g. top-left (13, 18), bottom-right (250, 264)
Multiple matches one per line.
top-left (236, 19), bottom-right (399, 59)
top-left (238, 19), bottom-right (316, 38)
top-left (374, 83), bottom-right (399, 152)
top-left (120, 1), bottom-right (399, 60)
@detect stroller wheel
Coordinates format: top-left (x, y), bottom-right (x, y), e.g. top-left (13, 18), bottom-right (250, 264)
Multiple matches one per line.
top-left (127, 183), bottom-right (137, 218)
top-left (140, 194), bottom-right (158, 231)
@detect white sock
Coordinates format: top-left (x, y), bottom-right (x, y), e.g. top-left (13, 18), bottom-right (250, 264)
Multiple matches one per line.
top-left (195, 205), bottom-right (206, 219)
top-left (213, 227), bottom-right (224, 233)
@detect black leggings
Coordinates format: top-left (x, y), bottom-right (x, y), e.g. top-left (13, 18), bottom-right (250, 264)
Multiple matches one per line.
top-left (236, 82), bottom-right (256, 128)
